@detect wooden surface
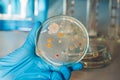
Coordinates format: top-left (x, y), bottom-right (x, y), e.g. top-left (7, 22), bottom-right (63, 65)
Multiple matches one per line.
top-left (0, 31), bottom-right (120, 80)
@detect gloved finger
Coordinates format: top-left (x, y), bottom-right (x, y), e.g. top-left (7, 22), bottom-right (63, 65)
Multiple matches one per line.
top-left (23, 22), bottom-right (41, 50)
top-left (16, 71), bottom-right (63, 80)
top-left (69, 62), bottom-right (83, 71)
top-left (51, 71), bottom-right (63, 80)
top-left (33, 56), bottom-right (51, 71)
top-left (59, 65), bottom-right (71, 80)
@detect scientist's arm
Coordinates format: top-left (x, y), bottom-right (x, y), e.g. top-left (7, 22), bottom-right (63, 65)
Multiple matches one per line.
top-left (0, 22), bottom-right (83, 80)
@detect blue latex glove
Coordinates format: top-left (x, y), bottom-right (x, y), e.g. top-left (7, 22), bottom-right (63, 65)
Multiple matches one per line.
top-left (0, 22), bottom-right (83, 80)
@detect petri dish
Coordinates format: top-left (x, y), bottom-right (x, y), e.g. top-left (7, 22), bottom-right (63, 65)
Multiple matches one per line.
top-left (36, 16), bottom-right (89, 66)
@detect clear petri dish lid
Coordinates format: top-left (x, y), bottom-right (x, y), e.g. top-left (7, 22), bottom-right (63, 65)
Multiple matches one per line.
top-left (36, 16), bottom-right (89, 66)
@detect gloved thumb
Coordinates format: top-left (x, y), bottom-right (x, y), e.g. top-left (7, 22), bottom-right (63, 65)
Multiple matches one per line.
top-left (23, 22), bottom-right (41, 50)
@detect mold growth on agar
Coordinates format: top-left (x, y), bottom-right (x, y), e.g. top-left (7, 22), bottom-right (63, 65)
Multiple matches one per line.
top-left (79, 47), bottom-right (83, 50)
top-left (78, 43), bottom-right (82, 47)
top-left (79, 52), bottom-right (83, 56)
top-left (46, 43), bottom-right (52, 48)
top-left (48, 23), bottom-right (60, 34)
top-left (78, 42), bottom-right (83, 50)
top-left (58, 32), bottom-right (65, 37)
top-left (70, 19), bottom-right (75, 23)
top-left (69, 45), bottom-right (75, 50)
top-left (58, 39), bottom-right (62, 43)
top-left (47, 38), bottom-right (52, 43)
top-left (55, 53), bottom-right (60, 59)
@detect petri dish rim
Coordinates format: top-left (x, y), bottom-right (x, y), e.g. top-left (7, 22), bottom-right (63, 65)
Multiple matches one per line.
top-left (36, 15), bottom-right (89, 66)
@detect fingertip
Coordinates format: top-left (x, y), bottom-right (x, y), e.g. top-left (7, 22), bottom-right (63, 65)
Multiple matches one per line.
top-left (23, 21), bottom-right (41, 48)
top-left (59, 65), bottom-right (71, 80)
top-left (32, 21), bottom-right (41, 33)
top-left (51, 72), bottom-right (63, 80)
top-left (30, 21), bottom-right (41, 34)
top-left (71, 62), bottom-right (83, 71)
top-left (35, 21), bottom-right (41, 28)
top-left (60, 65), bottom-right (70, 73)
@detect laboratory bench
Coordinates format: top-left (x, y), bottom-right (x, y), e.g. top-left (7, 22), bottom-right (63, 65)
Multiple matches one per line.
top-left (0, 31), bottom-right (120, 80)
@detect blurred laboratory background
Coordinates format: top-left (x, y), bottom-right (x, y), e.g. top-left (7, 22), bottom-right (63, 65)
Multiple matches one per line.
top-left (0, 0), bottom-right (120, 80)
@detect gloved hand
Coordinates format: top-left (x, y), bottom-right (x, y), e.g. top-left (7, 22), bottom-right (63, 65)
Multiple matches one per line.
top-left (0, 22), bottom-right (83, 80)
